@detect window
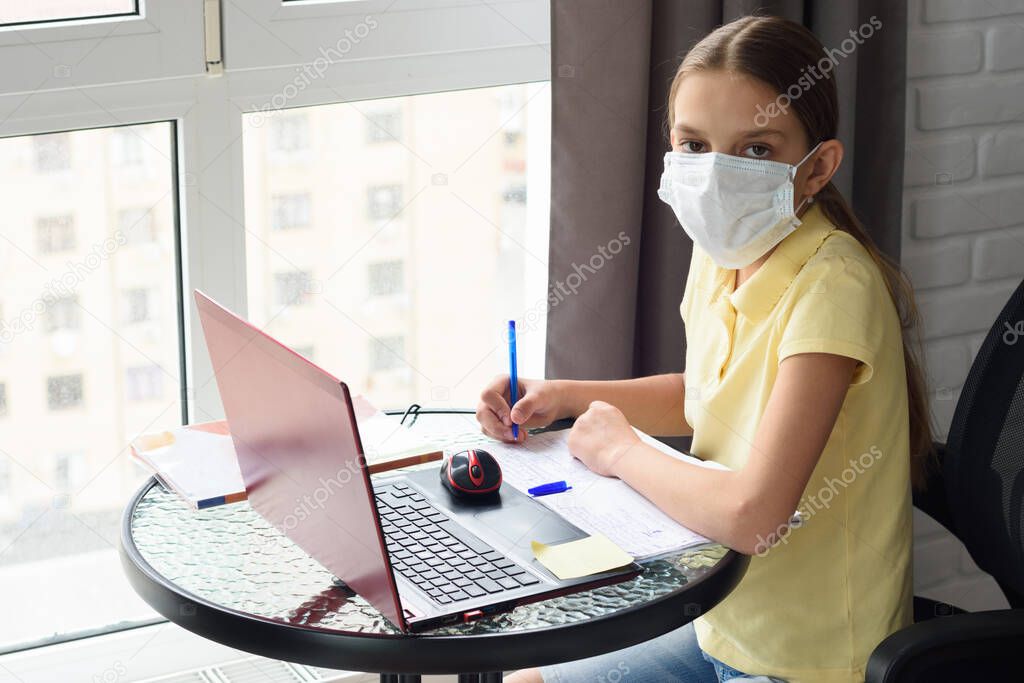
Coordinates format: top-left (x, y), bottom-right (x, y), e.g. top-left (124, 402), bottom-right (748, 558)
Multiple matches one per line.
top-left (368, 261), bottom-right (404, 297)
top-left (243, 83), bottom-right (550, 411)
top-left (367, 110), bottom-right (402, 143)
top-left (124, 365), bottom-right (163, 402)
top-left (0, 382), bottom-right (7, 416)
top-left (0, 0), bottom-right (548, 658)
top-left (119, 207), bottom-right (157, 244)
top-left (0, 121), bottom-right (180, 651)
top-left (0, 456), bottom-right (9, 498)
top-left (47, 374), bottom-right (84, 410)
top-left (0, 1), bottom-right (137, 27)
top-left (36, 215), bottom-right (76, 253)
top-left (269, 115), bottom-right (310, 156)
top-left (367, 184), bottom-right (403, 220)
top-left (33, 133), bottom-right (70, 173)
top-left (45, 296), bottom-right (81, 333)
top-left (370, 336), bottom-right (406, 372)
top-left (271, 194), bottom-right (311, 231)
top-left (500, 89), bottom-right (526, 146)
top-left (503, 184), bottom-right (528, 204)
top-left (122, 288), bottom-right (154, 324)
top-left (53, 452), bottom-right (86, 492)
top-left (274, 270), bottom-right (315, 307)
top-left (111, 128), bottom-right (144, 167)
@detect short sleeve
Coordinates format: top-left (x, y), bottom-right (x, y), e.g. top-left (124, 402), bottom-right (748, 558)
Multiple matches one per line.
top-left (777, 256), bottom-right (883, 385)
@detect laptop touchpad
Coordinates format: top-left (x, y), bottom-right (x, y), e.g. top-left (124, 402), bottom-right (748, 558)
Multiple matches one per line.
top-left (402, 469), bottom-right (582, 552)
top-left (469, 492), bottom-right (581, 550)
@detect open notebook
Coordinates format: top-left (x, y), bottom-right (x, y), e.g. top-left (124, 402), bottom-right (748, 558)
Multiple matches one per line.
top-left (479, 428), bottom-right (729, 560)
top-left (131, 397), bottom-right (443, 510)
top-left (367, 412), bottom-right (729, 561)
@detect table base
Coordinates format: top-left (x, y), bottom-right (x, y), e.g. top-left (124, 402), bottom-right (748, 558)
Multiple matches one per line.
top-left (379, 674), bottom-right (502, 682)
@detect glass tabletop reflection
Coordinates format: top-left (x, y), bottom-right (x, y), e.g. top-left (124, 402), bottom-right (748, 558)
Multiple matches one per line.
top-left (130, 482), bottom-right (729, 636)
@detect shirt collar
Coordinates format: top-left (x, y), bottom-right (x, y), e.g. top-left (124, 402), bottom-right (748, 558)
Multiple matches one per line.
top-left (727, 204), bottom-right (835, 322)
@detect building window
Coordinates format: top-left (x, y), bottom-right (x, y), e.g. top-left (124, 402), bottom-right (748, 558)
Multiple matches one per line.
top-left (271, 193), bottom-right (311, 230)
top-left (125, 365), bottom-right (163, 402)
top-left (502, 184), bottom-right (527, 205)
top-left (367, 260), bottom-right (404, 297)
top-left (47, 374), bottom-right (84, 410)
top-left (111, 128), bottom-right (144, 167)
top-left (0, 382), bottom-right (6, 416)
top-left (54, 452), bottom-right (86, 492)
top-left (367, 110), bottom-right (402, 143)
top-left (370, 336), bottom-right (405, 372)
top-left (274, 270), bottom-right (314, 307)
top-left (367, 185), bottom-right (403, 220)
top-left (119, 207), bottom-right (157, 244)
top-left (33, 133), bottom-right (70, 173)
top-left (36, 214), bottom-right (76, 254)
top-left (499, 90), bottom-right (525, 144)
top-left (46, 296), bottom-right (81, 333)
top-left (269, 115), bottom-right (310, 155)
top-left (122, 288), bottom-right (154, 324)
top-left (0, 457), bottom-right (9, 498)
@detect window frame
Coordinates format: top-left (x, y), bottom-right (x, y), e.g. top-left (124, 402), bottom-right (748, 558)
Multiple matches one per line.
top-left (0, 0), bottom-right (140, 30)
top-left (0, 0), bottom-right (549, 657)
top-left (0, 1), bottom-right (206, 90)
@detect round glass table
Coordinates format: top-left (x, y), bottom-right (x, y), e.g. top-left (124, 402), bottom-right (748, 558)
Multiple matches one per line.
top-left (120, 410), bottom-right (748, 681)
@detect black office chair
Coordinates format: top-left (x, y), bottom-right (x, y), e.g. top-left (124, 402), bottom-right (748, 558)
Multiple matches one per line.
top-left (866, 280), bottom-right (1024, 681)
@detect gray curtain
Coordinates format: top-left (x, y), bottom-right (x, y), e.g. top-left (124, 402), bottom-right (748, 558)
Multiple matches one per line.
top-left (546, 0), bottom-right (907, 381)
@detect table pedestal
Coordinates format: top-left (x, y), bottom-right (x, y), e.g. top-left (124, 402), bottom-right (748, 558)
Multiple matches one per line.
top-left (379, 674), bottom-right (502, 682)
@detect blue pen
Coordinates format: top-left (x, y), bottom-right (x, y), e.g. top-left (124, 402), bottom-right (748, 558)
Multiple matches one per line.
top-left (508, 320), bottom-right (519, 440)
top-left (528, 481), bottom-right (572, 497)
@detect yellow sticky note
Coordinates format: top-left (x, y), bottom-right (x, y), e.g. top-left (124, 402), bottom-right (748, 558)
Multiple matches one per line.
top-left (531, 534), bottom-right (634, 580)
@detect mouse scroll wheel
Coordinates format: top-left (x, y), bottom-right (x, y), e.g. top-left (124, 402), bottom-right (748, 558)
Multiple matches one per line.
top-left (470, 464), bottom-right (481, 478)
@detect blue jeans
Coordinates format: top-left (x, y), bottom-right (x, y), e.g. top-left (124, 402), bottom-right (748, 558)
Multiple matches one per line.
top-left (539, 622), bottom-right (786, 682)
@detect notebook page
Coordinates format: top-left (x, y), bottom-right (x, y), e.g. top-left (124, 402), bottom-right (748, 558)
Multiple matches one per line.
top-left (378, 412), bottom-right (724, 559)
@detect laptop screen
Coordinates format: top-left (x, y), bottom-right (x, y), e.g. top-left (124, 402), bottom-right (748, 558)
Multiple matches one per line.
top-left (194, 290), bottom-right (405, 630)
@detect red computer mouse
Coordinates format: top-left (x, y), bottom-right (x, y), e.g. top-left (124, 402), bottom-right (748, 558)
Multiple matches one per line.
top-left (440, 449), bottom-right (502, 498)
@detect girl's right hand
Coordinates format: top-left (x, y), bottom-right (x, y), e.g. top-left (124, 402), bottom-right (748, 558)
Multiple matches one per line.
top-left (476, 375), bottom-right (566, 443)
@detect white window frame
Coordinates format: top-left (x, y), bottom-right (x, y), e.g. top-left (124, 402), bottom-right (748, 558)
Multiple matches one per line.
top-left (0, 0), bottom-right (549, 661)
top-left (0, 0), bottom-right (548, 423)
top-left (222, 0), bottom-right (550, 70)
top-left (0, 1), bottom-right (206, 91)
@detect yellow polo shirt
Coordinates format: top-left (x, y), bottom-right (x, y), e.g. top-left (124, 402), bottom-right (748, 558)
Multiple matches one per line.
top-left (681, 204), bottom-right (913, 683)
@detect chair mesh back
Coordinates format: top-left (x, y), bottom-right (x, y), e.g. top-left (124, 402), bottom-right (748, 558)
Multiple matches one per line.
top-left (945, 279), bottom-right (1024, 603)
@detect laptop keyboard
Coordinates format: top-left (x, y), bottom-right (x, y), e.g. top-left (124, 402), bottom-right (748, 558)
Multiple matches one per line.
top-left (374, 482), bottom-right (540, 605)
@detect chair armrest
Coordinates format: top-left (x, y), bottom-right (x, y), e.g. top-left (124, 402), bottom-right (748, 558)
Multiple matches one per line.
top-left (866, 609), bottom-right (1024, 682)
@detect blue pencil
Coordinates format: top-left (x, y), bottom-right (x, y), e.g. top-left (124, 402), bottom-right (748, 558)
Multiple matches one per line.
top-left (508, 320), bottom-right (519, 439)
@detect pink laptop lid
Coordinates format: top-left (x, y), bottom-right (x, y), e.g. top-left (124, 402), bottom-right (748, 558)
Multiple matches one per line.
top-left (194, 290), bottom-right (406, 631)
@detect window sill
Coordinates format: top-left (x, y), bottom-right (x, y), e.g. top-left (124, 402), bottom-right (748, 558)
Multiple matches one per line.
top-left (0, 621), bottom-right (374, 682)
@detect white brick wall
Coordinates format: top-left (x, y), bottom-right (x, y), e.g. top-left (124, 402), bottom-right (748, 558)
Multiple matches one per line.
top-left (902, 0), bottom-right (1023, 612)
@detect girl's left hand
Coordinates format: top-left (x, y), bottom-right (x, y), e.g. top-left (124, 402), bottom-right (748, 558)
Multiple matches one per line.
top-left (567, 401), bottom-right (641, 477)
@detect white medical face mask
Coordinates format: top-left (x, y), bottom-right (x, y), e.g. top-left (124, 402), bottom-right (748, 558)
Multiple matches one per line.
top-left (657, 143), bottom-right (822, 269)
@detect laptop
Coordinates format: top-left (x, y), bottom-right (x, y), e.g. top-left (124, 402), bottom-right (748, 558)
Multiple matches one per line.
top-left (194, 290), bottom-right (640, 632)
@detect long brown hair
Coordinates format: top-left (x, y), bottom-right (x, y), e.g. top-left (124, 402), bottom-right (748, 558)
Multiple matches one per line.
top-left (669, 15), bottom-right (933, 489)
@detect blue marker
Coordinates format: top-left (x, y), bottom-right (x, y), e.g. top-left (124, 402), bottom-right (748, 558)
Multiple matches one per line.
top-left (528, 481), bottom-right (572, 497)
top-left (508, 320), bottom-right (519, 440)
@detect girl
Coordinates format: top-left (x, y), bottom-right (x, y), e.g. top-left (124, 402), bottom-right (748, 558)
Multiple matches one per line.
top-left (476, 15), bottom-right (928, 683)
